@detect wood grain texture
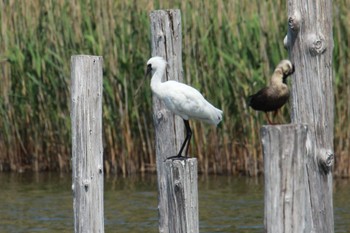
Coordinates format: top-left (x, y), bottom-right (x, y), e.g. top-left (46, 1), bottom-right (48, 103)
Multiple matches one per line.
top-left (287, 0), bottom-right (334, 152)
top-left (165, 159), bottom-right (199, 233)
top-left (286, 1), bottom-right (334, 232)
top-left (261, 124), bottom-right (311, 233)
top-left (71, 55), bottom-right (104, 233)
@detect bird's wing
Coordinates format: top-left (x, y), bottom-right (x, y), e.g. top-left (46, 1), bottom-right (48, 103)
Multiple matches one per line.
top-left (248, 87), bottom-right (288, 112)
top-left (247, 88), bottom-right (269, 108)
top-left (162, 81), bottom-right (221, 123)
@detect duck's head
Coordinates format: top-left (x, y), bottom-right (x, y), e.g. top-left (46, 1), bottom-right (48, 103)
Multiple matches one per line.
top-left (277, 59), bottom-right (295, 77)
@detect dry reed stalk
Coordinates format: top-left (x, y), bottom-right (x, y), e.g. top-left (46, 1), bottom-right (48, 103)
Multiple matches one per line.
top-left (0, 0), bottom-right (349, 175)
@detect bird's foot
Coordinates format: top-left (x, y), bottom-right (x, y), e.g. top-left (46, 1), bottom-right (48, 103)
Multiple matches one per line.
top-left (164, 154), bottom-right (188, 162)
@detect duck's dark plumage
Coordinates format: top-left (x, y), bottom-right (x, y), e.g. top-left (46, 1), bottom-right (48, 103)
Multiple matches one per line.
top-left (247, 87), bottom-right (290, 112)
top-left (247, 60), bottom-right (295, 123)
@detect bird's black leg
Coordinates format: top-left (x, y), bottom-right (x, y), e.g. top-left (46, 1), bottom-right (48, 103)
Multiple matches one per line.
top-left (165, 120), bottom-right (192, 160)
top-left (183, 120), bottom-right (192, 157)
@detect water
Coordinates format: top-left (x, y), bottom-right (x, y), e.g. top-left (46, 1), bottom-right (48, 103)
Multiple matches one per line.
top-left (0, 173), bottom-right (349, 233)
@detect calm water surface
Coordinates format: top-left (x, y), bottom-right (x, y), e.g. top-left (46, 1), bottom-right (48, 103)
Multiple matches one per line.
top-left (0, 173), bottom-right (349, 233)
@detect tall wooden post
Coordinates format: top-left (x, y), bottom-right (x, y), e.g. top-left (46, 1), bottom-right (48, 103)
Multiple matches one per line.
top-left (165, 159), bottom-right (199, 233)
top-left (71, 55), bottom-right (104, 233)
top-left (286, 1), bottom-right (334, 232)
top-left (150, 9), bottom-right (199, 233)
top-left (262, 124), bottom-right (312, 232)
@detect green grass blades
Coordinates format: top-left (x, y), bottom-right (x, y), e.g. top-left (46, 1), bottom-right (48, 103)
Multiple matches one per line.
top-left (0, 0), bottom-right (349, 176)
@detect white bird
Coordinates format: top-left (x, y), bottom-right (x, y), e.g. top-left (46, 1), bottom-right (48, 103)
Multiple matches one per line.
top-left (145, 56), bottom-right (223, 160)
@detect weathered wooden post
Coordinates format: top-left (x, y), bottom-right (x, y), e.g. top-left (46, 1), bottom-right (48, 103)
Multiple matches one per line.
top-left (287, 0), bottom-right (334, 232)
top-left (262, 124), bottom-right (312, 232)
top-left (149, 9), bottom-right (199, 233)
top-left (165, 159), bottom-right (199, 232)
top-left (263, 0), bottom-right (334, 232)
top-left (71, 55), bottom-right (104, 233)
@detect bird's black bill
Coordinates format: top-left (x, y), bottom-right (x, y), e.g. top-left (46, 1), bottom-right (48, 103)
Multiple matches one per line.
top-left (145, 64), bottom-right (152, 78)
top-left (291, 64), bottom-right (295, 74)
top-left (134, 64), bottom-right (153, 98)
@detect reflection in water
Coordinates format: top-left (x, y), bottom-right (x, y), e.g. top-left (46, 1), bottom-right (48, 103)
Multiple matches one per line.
top-left (0, 173), bottom-right (349, 233)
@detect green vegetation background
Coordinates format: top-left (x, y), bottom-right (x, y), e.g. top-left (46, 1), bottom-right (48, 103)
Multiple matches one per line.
top-left (0, 0), bottom-right (349, 176)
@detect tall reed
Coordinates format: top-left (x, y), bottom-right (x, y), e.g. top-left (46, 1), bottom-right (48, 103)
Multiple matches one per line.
top-left (0, 0), bottom-right (349, 176)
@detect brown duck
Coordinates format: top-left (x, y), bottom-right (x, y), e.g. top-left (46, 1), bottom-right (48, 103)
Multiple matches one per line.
top-left (247, 60), bottom-right (295, 124)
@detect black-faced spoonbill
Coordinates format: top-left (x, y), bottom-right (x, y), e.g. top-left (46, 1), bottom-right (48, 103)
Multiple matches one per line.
top-left (145, 56), bottom-right (223, 160)
top-left (247, 59), bottom-right (295, 124)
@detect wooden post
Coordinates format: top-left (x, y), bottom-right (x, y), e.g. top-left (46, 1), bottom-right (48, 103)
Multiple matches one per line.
top-left (71, 55), bottom-right (104, 233)
top-left (286, 1), bottom-right (334, 232)
top-left (165, 159), bottom-right (198, 233)
top-left (261, 124), bottom-right (312, 233)
top-left (149, 9), bottom-right (199, 233)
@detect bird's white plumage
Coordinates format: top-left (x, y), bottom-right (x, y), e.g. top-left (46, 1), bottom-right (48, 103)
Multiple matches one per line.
top-left (147, 56), bottom-right (222, 125)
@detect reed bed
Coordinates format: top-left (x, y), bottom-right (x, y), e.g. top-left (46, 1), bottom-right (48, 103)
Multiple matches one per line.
top-left (0, 0), bottom-right (349, 176)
